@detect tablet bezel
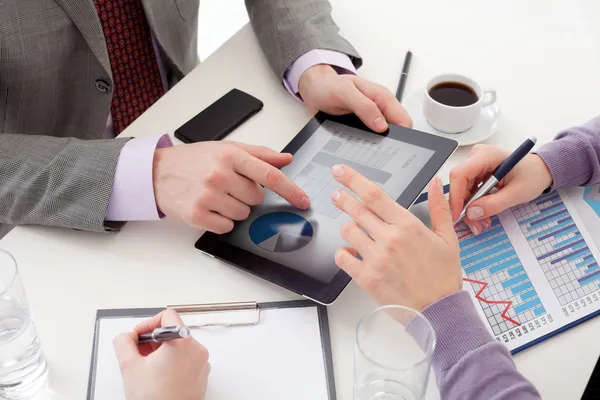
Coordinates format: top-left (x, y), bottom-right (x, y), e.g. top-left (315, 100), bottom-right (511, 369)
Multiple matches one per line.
top-left (195, 113), bottom-right (458, 305)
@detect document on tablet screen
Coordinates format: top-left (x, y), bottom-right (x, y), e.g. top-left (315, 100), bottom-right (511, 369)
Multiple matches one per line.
top-left (221, 120), bottom-right (435, 283)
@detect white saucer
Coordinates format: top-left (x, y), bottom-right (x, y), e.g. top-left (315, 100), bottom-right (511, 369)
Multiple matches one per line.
top-left (404, 87), bottom-right (500, 146)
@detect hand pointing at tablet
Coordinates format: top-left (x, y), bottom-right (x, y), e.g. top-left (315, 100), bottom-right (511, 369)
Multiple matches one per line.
top-left (152, 141), bottom-right (310, 234)
top-left (330, 165), bottom-right (461, 310)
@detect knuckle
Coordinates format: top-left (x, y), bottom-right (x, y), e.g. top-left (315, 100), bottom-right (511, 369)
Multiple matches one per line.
top-left (214, 222), bottom-right (233, 235)
top-left (340, 222), bottom-right (355, 239)
top-left (383, 237), bottom-right (399, 253)
top-left (205, 168), bottom-right (225, 187)
top-left (251, 186), bottom-right (265, 205)
top-left (404, 217), bottom-right (422, 232)
top-left (436, 200), bottom-right (452, 214)
top-left (197, 189), bottom-right (216, 206)
top-left (361, 275), bottom-right (379, 293)
top-left (334, 248), bottom-right (348, 267)
top-left (191, 207), bottom-right (210, 224)
top-left (264, 168), bottom-right (282, 187)
top-left (238, 205), bottom-right (251, 220)
top-left (361, 99), bottom-right (377, 114)
top-left (472, 143), bottom-right (491, 155)
top-left (349, 203), bottom-right (368, 220)
top-left (220, 146), bottom-right (239, 164)
top-left (471, 144), bottom-right (484, 153)
top-left (364, 186), bottom-right (383, 207)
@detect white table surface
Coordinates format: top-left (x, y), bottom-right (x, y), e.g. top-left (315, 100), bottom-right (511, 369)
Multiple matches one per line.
top-left (4, 1), bottom-right (600, 399)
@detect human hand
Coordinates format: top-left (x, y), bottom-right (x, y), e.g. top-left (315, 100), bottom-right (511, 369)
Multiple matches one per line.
top-left (449, 144), bottom-right (553, 235)
top-left (153, 141), bottom-right (310, 233)
top-left (298, 64), bottom-right (412, 132)
top-left (330, 165), bottom-right (461, 310)
top-left (113, 309), bottom-right (210, 400)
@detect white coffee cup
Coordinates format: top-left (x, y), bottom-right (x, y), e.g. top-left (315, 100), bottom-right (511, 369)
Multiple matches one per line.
top-left (423, 74), bottom-right (496, 134)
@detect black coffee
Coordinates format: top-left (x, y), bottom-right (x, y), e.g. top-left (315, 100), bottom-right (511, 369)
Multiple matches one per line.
top-left (428, 82), bottom-right (478, 107)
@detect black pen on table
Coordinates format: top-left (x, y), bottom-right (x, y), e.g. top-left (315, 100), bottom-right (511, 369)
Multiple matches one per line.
top-left (138, 325), bottom-right (190, 344)
top-left (454, 137), bottom-right (538, 225)
top-left (395, 50), bottom-right (412, 102)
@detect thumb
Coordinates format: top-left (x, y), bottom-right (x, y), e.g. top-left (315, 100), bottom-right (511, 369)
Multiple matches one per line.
top-left (113, 332), bottom-right (141, 369)
top-left (427, 177), bottom-right (456, 244)
top-left (343, 84), bottom-right (388, 133)
top-left (354, 78), bottom-right (413, 128)
top-left (232, 142), bottom-right (293, 168)
top-left (465, 185), bottom-right (521, 221)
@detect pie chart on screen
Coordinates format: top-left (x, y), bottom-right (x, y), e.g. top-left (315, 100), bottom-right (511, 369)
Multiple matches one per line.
top-left (249, 212), bottom-right (313, 252)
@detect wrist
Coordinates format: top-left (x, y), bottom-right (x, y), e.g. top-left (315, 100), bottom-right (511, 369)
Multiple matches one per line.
top-left (152, 147), bottom-right (168, 216)
top-left (298, 64), bottom-right (337, 98)
top-left (530, 154), bottom-right (553, 191)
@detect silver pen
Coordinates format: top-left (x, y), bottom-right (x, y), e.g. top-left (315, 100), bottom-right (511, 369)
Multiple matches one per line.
top-left (138, 325), bottom-right (190, 344)
top-left (454, 136), bottom-right (537, 225)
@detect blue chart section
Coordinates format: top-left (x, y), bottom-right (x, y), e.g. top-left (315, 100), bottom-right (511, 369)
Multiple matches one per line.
top-left (458, 216), bottom-right (544, 336)
top-left (249, 212), bottom-right (313, 253)
top-left (584, 184), bottom-right (600, 217)
top-left (512, 190), bottom-right (600, 306)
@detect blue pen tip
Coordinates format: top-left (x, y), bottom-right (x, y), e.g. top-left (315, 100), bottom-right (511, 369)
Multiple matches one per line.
top-left (529, 136), bottom-right (537, 144)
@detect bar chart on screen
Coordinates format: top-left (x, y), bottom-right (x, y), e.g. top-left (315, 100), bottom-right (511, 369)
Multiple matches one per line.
top-left (458, 217), bottom-right (546, 336)
top-left (511, 190), bottom-right (600, 306)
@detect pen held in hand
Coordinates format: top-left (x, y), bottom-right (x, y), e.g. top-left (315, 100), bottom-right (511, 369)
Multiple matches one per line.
top-left (454, 136), bottom-right (538, 225)
top-left (138, 325), bottom-right (190, 344)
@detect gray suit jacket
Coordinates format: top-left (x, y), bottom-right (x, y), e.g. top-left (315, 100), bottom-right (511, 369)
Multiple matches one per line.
top-left (0, 0), bottom-right (360, 232)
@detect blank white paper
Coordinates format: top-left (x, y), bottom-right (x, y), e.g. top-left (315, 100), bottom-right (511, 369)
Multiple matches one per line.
top-left (92, 306), bottom-right (330, 400)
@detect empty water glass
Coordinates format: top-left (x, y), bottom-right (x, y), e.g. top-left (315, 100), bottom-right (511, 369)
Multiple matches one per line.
top-left (355, 305), bottom-right (436, 400)
top-left (0, 249), bottom-right (48, 399)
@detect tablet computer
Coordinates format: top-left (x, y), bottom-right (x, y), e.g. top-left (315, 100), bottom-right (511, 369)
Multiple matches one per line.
top-left (195, 113), bottom-right (458, 304)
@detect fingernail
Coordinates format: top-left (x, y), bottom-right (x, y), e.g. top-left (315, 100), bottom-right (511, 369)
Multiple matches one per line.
top-left (331, 190), bottom-right (341, 201)
top-left (481, 220), bottom-right (490, 230)
top-left (467, 206), bottom-right (485, 220)
top-left (332, 165), bottom-right (345, 177)
top-left (374, 116), bottom-right (387, 131)
top-left (468, 224), bottom-right (479, 236)
top-left (301, 196), bottom-right (310, 208)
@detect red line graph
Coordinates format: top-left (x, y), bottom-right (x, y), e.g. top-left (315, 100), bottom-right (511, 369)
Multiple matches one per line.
top-left (456, 227), bottom-right (472, 241)
top-left (463, 278), bottom-right (521, 326)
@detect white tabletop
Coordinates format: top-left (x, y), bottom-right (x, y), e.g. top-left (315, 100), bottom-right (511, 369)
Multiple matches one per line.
top-left (4, 1), bottom-right (600, 399)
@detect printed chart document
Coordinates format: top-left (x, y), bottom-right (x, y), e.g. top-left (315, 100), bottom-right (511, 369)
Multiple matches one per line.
top-left (454, 184), bottom-right (600, 352)
top-left (413, 184), bottom-right (600, 352)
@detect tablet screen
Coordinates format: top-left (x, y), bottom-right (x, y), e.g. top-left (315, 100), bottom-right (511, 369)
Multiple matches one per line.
top-left (220, 120), bottom-right (435, 283)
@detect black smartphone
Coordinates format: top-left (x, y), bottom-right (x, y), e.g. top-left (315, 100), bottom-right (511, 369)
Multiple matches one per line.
top-left (174, 89), bottom-right (263, 143)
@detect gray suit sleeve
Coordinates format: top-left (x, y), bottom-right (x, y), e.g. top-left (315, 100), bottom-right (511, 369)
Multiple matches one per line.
top-left (0, 134), bottom-right (129, 232)
top-left (245, 0), bottom-right (362, 79)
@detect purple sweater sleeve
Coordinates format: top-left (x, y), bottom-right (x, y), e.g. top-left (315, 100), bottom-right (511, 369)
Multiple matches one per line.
top-left (535, 115), bottom-right (600, 189)
top-left (422, 291), bottom-right (540, 400)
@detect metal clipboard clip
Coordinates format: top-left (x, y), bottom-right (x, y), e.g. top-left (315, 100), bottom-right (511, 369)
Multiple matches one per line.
top-left (167, 301), bottom-right (261, 330)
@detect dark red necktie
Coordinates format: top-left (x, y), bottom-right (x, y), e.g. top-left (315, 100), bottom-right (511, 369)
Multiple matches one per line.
top-left (95, 0), bottom-right (165, 134)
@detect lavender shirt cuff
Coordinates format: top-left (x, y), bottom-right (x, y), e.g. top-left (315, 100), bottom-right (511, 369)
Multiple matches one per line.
top-left (283, 49), bottom-right (357, 100)
top-left (422, 290), bottom-right (495, 371)
top-left (105, 134), bottom-right (173, 221)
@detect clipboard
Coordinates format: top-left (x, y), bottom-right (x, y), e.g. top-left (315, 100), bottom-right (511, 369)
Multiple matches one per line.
top-left (87, 300), bottom-right (336, 400)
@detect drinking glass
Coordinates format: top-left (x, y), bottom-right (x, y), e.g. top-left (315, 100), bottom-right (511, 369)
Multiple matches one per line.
top-left (354, 305), bottom-right (436, 400)
top-left (0, 249), bottom-right (48, 398)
